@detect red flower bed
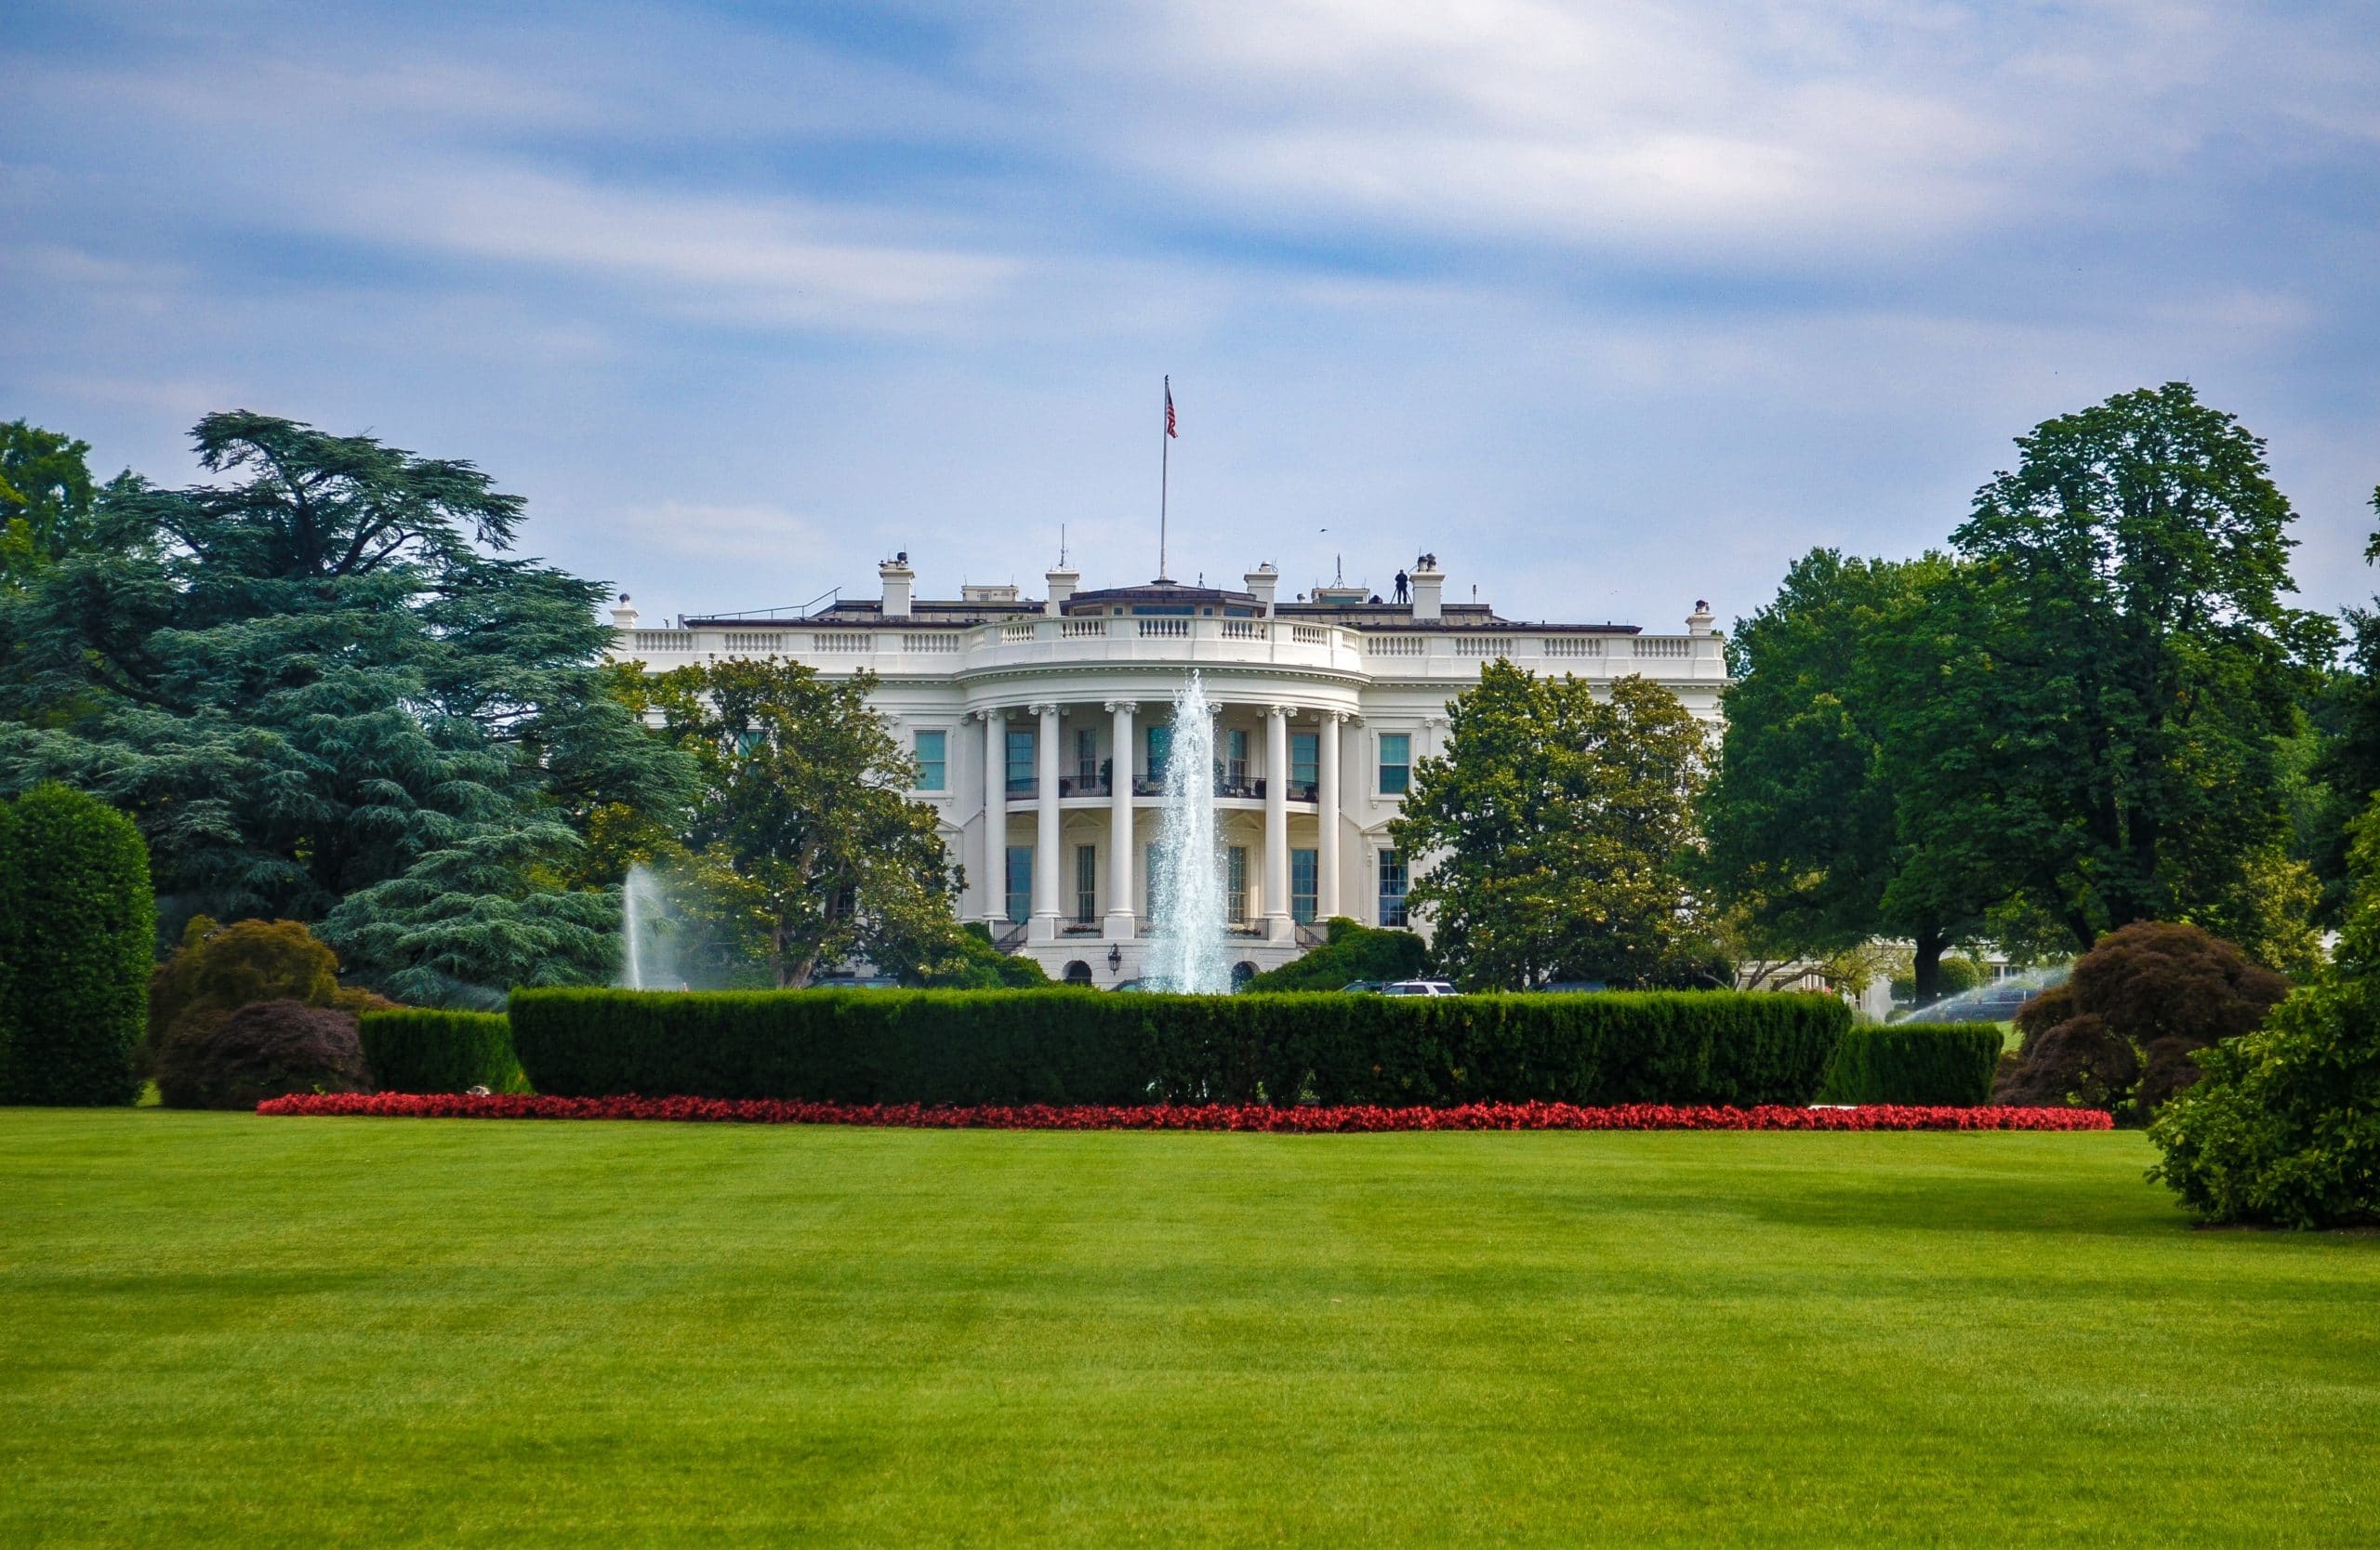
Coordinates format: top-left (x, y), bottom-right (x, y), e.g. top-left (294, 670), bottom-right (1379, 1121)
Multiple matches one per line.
top-left (256, 1092), bottom-right (2114, 1133)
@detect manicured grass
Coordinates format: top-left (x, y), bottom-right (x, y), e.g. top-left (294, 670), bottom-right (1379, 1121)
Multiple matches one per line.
top-left (3, 1111), bottom-right (2374, 1547)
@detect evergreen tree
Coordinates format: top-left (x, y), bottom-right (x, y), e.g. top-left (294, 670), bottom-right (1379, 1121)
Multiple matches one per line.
top-left (0, 412), bottom-right (690, 994)
top-left (1390, 664), bottom-right (1712, 990)
top-left (0, 420), bottom-right (100, 590)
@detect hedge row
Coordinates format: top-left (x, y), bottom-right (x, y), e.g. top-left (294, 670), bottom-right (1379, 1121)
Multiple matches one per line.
top-left (508, 987), bottom-right (1852, 1107)
top-left (1818, 1023), bottom-right (2003, 1107)
top-left (358, 1010), bottom-right (524, 1094)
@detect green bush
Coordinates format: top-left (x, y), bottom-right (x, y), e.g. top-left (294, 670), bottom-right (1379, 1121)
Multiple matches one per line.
top-left (147, 916), bottom-right (394, 1066)
top-left (0, 784), bottom-right (153, 1106)
top-left (509, 987), bottom-right (1849, 1107)
top-left (1817, 1023), bottom-right (2003, 1106)
top-left (359, 1010), bottom-right (525, 1093)
top-left (1242, 918), bottom-right (1430, 992)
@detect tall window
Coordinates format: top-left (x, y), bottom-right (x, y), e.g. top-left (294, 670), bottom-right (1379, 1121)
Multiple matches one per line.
top-left (1005, 845), bottom-right (1033, 923)
top-left (913, 729), bottom-right (946, 791)
top-left (1075, 843), bottom-right (1098, 923)
top-left (1226, 845), bottom-right (1250, 924)
top-left (1291, 731), bottom-right (1319, 797)
top-left (1378, 849), bottom-right (1408, 927)
top-left (1225, 728), bottom-right (1250, 786)
top-left (1290, 848), bottom-right (1318, 923)
top-left (1146, 724), bottom-right (1172, 786)
top-left (1075, 728), bottom-right (1099, 789)
top-left (1006, 728), bottom-right (1036, 796)
top-left (1377, 732), bottom-right (1411, 795)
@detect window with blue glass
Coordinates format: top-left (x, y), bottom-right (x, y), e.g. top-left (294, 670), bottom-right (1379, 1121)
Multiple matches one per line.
top-left (1290, 848), bottom-right (1317, 922)
top-left (1225, 728), bottom-right (1250, 786)
top-left (1005, 728), bottom-right (1036, 796)
top-left (1005, 845), bottom-right (1033, 923)
top-left (1290, 732), bottom-right (1319, 797)
top-left (1225, 845), bottom-right (1249, 923)
top-left (912, 729), bottom-right (946, 791)
top-left (1146, 723), bottom-right (1172, 786)
top-left (1377, 732), bottom-right (1411, 795)
top-left (1378, 849), bottom-right (1408, 927)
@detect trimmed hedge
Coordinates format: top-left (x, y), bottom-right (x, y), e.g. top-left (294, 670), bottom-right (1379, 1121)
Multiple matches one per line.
top-left (359, 1010), bottom-right (525, 1094)
top-left (1818, 1023), bottom-right (2003, 1107)
top-left (1, 784), bottom-right (153, 1106)
top-left (509, 987), bottom-right (1850, 1108)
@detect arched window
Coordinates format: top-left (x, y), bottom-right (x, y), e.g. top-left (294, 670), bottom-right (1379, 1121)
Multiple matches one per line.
top-left (1063, 960), bottom-right (1094, 986)
top-left (1231, 960), bottom-right (1258, 990)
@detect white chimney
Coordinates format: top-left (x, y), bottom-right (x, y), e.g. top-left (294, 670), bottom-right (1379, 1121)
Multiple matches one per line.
top-left (610, 593), bottom-right (640, 629)
top-left (1045, 565), bottom-right (1079, 616)
top-left (1409, 558), bottom-right (1445, 622)
top-left (1686, 600), bottom-right (1715, 636)
top-left (1244, 563), bottom-right (1278, 616)
top-left (879, 552), bottom-right (915, 618)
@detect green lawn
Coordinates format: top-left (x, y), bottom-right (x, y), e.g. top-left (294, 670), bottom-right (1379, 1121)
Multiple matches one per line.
top-left (3, 1112), bottom-right (2373, 1547)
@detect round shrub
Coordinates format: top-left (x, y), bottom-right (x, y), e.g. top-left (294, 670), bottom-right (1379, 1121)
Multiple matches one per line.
top-left (154, 999), bottom-right (371, 1110)
top-left (1, 783), bottom-right (153, 1106)
top-left (2000, 921), bottom-right (2286, 1123)
top-left (148, 916), bottom-right (344, 1050)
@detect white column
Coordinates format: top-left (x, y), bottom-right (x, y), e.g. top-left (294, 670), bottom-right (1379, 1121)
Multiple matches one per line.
top-left (1032, 702), bottom-right (1063, 939)
top-left (1105, 700), bottom-right (1137, 939)
top-left (1318, 712), bottom-right (1343, 921)
top-left (979, 708), bottom-right (1007, 924)
top-left (1263, 704), bottom-right (1292, 941)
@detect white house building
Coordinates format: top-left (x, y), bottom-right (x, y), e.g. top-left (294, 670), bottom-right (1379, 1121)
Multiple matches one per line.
top-left (609, 555), bottom-right (1726, 986)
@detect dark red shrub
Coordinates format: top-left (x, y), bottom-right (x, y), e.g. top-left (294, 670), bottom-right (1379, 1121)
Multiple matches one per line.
top-left (155, 999), bottom-right (371, 1110)
top-left (1999, 921), bottom-right (2288, 1121)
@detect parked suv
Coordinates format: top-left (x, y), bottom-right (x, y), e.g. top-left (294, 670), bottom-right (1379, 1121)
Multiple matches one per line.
top-left (1379, 979), bottom-right (1461, 997)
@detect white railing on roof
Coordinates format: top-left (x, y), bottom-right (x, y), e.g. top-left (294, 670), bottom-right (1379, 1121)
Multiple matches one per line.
top-left (811, 632), bottom-right (874, 654)
top-left (1544, 636), bottom-right (1605, 657)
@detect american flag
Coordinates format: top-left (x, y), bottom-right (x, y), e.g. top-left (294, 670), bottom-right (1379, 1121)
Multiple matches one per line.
top-left (1165, 378), bottom-right (1177, 438)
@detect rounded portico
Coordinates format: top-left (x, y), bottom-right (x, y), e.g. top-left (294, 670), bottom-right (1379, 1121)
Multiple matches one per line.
top-left (609, 554), bottom-right (1726, 983)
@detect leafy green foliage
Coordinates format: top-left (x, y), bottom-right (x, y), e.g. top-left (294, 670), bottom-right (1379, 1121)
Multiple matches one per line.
top-left (509, 987), bottom-right (1848, 1107)
top-left (1242, 918), bottom-right (1431, 991)
top-left (357, 1009), bottom-right (524, 1093)
top-left (0, 412), bottom-right (690, 994)
top-left (2149, 799), bottom-right (2380, 1226)
top-left (641, 656), bottom-right (960, 987)
top-left (148, 917), bottom-right (343, 1048)
top-left (1817, 1023), bottom-right (2003, 1106)
top-left (1391, 663), bottom-right (1712, 990)
top-left (0, 420), bottom-right (99, 590)
top-left (876, 921), bottom-right (1051, 988)
top-left (0, 783), bottom-right (152, 1105)
top-left (154, 999), bottom-right (370, 1110)
top-left (1900, 384), bottom-right (2330, 954)
top-left (2003, 921), bottom-right (2286, 1123)
top-left (1700, 550), bottom-right (1995, 1002)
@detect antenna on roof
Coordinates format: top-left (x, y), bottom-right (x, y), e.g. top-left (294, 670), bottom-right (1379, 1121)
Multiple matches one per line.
top-left (1059, 523), bottom-right (1068, 568)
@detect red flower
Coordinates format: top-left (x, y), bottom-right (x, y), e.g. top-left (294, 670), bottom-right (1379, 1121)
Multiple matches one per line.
top-left (255, 1093), bottom-right (2113, 1133)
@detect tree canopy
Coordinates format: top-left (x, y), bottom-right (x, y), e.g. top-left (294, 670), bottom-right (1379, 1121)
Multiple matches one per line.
top-left (0, 411), bottom-right (690, 996)
top-left (640, 656), bottom-right (962, 988)
top-left (1390, 663), bottom-right (1712, 990)
top-left (1912, 383), bottom-right (2331, 958)
top-left (0, 419), bottom-right (101, 590)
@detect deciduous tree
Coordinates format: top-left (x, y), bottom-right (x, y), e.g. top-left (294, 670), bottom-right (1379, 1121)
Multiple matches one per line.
top-left (1390, 663), bottom-right (1711, 990)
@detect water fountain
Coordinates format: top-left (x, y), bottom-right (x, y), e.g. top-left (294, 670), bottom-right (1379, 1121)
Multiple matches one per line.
top-left (1144, 673), bottom-right (1232, 993)
top-left (619, 862), bottom-right (671, 990)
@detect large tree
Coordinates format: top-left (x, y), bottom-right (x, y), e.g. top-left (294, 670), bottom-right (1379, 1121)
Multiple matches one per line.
top-left (1390, 664), bottom-right (1712, 990)
top-left (641, 656), bottom-right (961, 988)
top-left (1699, 549), bottom-right (2000, 1003)
top-left (0, 411), bottom-right (690, 993)
top-left (1897, 383), bottom-right (2330, 960)
top-left (0, 419), bottom-right (100, 590)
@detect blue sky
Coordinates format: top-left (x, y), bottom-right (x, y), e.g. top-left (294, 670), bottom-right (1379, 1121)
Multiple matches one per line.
top-left (5, 1), bottom-right (2376, 629)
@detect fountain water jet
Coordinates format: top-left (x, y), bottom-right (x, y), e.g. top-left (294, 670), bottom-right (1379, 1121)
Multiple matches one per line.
top-left (620, 862), bottom-right (670, 990)
top-left (1144, 673), bottom-right (1233, 993)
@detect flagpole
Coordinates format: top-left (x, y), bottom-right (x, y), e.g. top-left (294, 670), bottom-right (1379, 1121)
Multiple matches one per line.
top-left (1158, 375), bottom-right (1170, 582)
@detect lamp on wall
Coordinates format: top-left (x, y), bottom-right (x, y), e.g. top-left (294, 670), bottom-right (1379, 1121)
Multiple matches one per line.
top-left (1107, 944), bottom-right (1123, 974)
